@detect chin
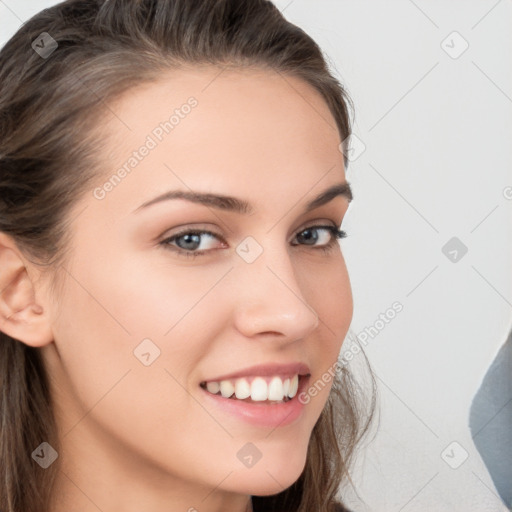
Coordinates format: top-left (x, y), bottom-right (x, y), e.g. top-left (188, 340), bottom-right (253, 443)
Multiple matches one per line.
top-left (232, 476), bottom-right (302, 498)
top-left (229, 451), bottom-right (307, 496)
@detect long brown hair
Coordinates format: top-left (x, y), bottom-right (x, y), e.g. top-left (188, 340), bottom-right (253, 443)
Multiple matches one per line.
top-left (0, 1), bottom-right (377, 510)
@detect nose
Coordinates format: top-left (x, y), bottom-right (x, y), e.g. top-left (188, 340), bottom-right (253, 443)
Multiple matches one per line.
top-left (231, 244), bottom-right (320, 343)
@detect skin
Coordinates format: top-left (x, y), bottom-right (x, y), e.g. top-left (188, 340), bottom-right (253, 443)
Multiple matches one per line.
top-left (0, 65), bottom-right (353, 512)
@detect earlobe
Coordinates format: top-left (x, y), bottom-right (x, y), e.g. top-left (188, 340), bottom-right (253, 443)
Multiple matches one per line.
top-left (0, 233), bottom-right (54, 347)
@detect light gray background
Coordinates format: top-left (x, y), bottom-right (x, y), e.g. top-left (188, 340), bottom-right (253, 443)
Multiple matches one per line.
top-left (1, 1), bottom-right (511, 511)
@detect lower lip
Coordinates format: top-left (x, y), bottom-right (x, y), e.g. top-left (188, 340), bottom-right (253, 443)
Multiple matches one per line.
top-left (199, 375), bottom-right (310, 428)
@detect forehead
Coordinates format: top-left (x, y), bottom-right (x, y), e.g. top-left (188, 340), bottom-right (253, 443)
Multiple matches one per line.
top-left (105, 65), bottom-right (341, 156)
top-left (86, 66), bottom-right (345, 216)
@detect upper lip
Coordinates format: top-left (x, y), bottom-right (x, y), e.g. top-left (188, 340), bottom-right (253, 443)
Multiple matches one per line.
top-left (201, 362), bottom-right (311, 383)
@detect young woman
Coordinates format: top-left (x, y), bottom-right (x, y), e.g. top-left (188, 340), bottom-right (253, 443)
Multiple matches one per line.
top-left (0, 1), bottom-right (376, 511)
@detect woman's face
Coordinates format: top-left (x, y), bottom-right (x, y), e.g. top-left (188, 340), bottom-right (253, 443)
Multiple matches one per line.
top-left (41, 66), bottom-right (353, 509)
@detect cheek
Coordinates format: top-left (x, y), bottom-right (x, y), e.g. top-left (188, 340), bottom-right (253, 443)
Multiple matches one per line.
top-left (300, 253), bottom-right (353, 343)
top-left (49, 256), bottom-right (239, 480)
top-left (62, 246), bottom-right (227, 339)
top-left (48, 252), bottom-right (197, 412)
top-left (54, 246), bottom-right (236, 393)
top-left (296, 255), bottom-right (352, 406)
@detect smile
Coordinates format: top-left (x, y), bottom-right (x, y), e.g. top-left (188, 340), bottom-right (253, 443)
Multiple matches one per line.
top-left (200, 374), bottom-right (301, 403)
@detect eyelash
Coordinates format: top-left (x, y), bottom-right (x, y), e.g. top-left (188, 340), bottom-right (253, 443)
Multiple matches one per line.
top-left (159, 224), bottom-right (347, 259)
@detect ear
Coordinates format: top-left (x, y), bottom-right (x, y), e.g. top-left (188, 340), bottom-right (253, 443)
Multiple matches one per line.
top-left (0, 232), bottom-right (54, 347)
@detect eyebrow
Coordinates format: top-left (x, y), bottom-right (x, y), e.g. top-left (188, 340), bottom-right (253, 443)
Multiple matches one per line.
top-left (132, 182), bottom-right (353, 215)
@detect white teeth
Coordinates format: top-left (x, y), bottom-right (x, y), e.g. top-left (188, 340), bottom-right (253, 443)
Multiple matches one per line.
top-left (250, 377), bottom-right (268, 401)
top-left (219, 380), bottom-right (235, 398)
top-left (283, 378), bottom-right (290, 396)
top-left (268, 376), bottom-right (284, 401)
top-left (234, 378), bottom-right (251, 399)
top-left (206, 381), bottom-right (220, 394)
top-left (203, 374), bottom-right (301, 401)
top-left (288, 374), bottom-right (299, 398)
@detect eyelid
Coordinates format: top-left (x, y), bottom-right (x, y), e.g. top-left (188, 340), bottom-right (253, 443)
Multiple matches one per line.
top-left (158, 223), bottom-right (222, 240)
top-left (158, 220), bottom-right (345, 261)
top-left (292, 218), bottom-right (340, 237)
top-left (159, 219), bottom-right (340, 244)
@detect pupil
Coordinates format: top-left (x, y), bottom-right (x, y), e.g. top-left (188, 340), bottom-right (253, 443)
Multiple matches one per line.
top-left (298, 229), bottom-right (317, 245)
top-left (178, 233), bottom-right (200, 250)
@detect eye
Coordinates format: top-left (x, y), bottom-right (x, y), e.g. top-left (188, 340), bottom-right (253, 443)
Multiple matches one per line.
top-left (159, 224), bottom-right (347, 259)
top-left (160, 229), bottom-right (224, 258)
top-left (292, 224), bottom-right (347, 254)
